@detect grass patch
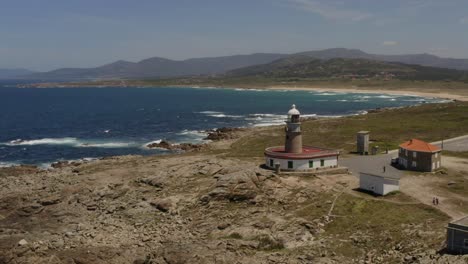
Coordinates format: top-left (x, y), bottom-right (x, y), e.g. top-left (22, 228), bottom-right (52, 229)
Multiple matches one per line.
top-left (227, 232), bottom-right (243, 239)
top-left (319, 193), bottom-right (447, 258)
top-left (255, 235), bottom-right (285, 251)
top-left (328, 193), bottom-right (448, 235)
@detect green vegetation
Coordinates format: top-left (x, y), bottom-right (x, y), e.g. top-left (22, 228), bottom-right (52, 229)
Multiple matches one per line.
top-left (225, 101), bottom-right (468, 158)
top-left (228, 57), bottom-right (468, 82)
top-left (227, 232), bottom-right (243, 239)
top-left (255, 235), bottom-right (285, 251)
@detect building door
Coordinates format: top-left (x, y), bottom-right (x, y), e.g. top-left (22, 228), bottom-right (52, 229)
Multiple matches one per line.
top-left (400, 158), bottom-right (407, 168)
top-left (309, 160), bottom-right (313, 168)
top-left (320, 159), bottom-right (325, 167)
top-left (288, 161), bottom-right (293, 169)
top-left (269, 159), bottom-right (274, 167)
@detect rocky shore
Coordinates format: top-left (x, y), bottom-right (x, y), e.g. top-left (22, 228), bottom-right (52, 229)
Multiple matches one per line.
top-left (1, 150), bottom-right (467, 263)
top-left (145, 127), bottom-right (244, 151)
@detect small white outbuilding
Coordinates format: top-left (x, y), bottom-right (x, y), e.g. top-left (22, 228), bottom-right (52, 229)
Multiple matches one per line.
top-left (359, 172), bottom-right (400, 196)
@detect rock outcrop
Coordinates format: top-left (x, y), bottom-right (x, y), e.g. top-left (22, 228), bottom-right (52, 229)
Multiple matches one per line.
top-left (146, 140), bottom-right (205, 151)
top-left (204, 127), bottom-right (244, 141)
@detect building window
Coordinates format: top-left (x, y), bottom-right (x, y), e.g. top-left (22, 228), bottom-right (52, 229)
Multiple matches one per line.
top-left (288, 161), bottom-right (293, 169)
top-left (320, 159), bottom-right (325, 167)
top-left (269, 159), bottom-right (274, 167)
top-left (435, 152), bottom-right (438, 158)
top-left (412, 161), bottom-right (417, 167)
top-left (309, 160), bottom-right (314, 168)
top-left (413, 152), bottom-right (417, 158)
top-left (405, 150), bottom-right (408, 156)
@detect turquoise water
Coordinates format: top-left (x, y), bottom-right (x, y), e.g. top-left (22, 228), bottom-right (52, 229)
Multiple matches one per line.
top-left (0, 83), bottom-right (446, 166)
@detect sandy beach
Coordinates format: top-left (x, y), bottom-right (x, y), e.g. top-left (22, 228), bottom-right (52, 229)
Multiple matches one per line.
top-left (266, 86), bottom-right (468, 102)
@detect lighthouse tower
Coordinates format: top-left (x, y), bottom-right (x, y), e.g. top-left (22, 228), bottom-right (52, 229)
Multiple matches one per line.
top-left (285, 104), bottom-right (302, 153)
top-left (264, 104), bottom-right (339, 171)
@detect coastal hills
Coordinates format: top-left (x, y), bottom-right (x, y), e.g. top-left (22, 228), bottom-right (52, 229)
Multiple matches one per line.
top-left (227, 56), bottom-right (468, 82)
top-left (8, 48), bottom-right (468, 80)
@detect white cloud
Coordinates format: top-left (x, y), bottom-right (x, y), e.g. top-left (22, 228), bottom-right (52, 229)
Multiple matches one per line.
top-left (284, 0), bottom-right (373, 22)
top-left (460, 17), bottom-right (468, 24)
top-left (382, 41), bottom-right (399, 46)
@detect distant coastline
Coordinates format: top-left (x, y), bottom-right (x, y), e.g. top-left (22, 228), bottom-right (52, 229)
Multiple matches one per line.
top-left (17, 80), bottom-right (468, 102)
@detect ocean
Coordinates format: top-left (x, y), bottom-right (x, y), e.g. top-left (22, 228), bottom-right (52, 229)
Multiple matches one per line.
top-left (0, 82), bottom-right (446, 167)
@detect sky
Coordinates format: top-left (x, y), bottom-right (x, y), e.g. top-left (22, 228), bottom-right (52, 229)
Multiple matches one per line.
top-left (1, 0), bottom-right (467, 71)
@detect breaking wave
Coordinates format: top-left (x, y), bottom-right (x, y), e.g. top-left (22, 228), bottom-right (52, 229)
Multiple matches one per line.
top-left (2, 137), bottom-right (138, 148)
top-left (197, 111), bottom-right (243, 118)
top-left (0, 161), bottom-right (21, 168)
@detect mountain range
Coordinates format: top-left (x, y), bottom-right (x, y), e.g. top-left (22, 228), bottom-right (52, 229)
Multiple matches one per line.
top-left (6, 48), bottom-right (468, 80)
top-left (0, 68), bottom-right (36, 79)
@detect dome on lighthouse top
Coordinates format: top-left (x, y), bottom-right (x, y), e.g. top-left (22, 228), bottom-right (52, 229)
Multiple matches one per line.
top-left (287, 104), bottom-right (300, 116)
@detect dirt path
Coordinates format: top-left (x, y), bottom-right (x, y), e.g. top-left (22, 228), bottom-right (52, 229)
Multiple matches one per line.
top-left (401, 156), bottom-right (468, 219)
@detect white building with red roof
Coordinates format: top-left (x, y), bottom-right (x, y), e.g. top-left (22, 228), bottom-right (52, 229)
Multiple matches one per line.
top-left (264, 105), bottom-right (340, 171)
top-left (398, 138), bottom-right (442, 172)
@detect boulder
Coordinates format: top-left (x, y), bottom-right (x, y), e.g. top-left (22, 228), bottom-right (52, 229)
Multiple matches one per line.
top-left (137, 176), bottom-right (164, 188)
top-left (18, 239), bottom-right (28, 246)
top-left (150, 199), bottom-right (172, 212)
top-left (40, 195), bottom-right (62, 206)
top-left (206, 168), bottom-right (261, 202)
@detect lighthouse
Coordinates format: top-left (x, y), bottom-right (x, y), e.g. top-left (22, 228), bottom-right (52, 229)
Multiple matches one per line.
top-left (285, 104), bottom-right (302, 154)
top-left (264, 104), bottom-right (340, 171)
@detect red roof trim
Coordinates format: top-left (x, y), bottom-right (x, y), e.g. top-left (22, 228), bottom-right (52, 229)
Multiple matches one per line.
top-left (264, 145), bottom-right (340, 160)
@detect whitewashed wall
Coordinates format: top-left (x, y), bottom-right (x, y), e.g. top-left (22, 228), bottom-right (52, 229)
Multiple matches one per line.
top-left (359, 173), bottom-right (399, 195)
top-left (264, 156), bottom-right (338, 171)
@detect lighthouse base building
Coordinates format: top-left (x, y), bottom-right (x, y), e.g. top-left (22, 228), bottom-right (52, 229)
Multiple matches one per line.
top-left (265, 146), bottom-right (339, 171)
top-left (264, 104), bottom-right (340, 172)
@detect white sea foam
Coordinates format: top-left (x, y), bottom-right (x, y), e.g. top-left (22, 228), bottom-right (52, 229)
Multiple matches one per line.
top-left (234, 88), bottom-right (266, 92)
top-left (0, 161), bottom-right (20, 168)
top-left (175, 129), bottom-right (208, 143)
top-left (2, 137), bottom-right (137, 149)
top-left (315, 92), bottom-right (341, 96)
top-left (197, 111), bottom-right (243, 118)
top-left (209, 114), bottom-right (243, 118)
top-left (197, 111), bottom-right (224, 114)
top-left (4, 137), bottom-right (79, 146)
top-left (78, 142), bottom-right (135, 148)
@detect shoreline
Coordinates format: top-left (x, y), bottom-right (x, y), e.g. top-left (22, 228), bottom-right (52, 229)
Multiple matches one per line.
top-left (265, 86), bottom-right (468, 102)
top-left (1, 84), bottom-right (460, 168)
top-left (17, 81), bottom-right (468, 102)
top-left (0, 101), bottom-right (452, 169)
